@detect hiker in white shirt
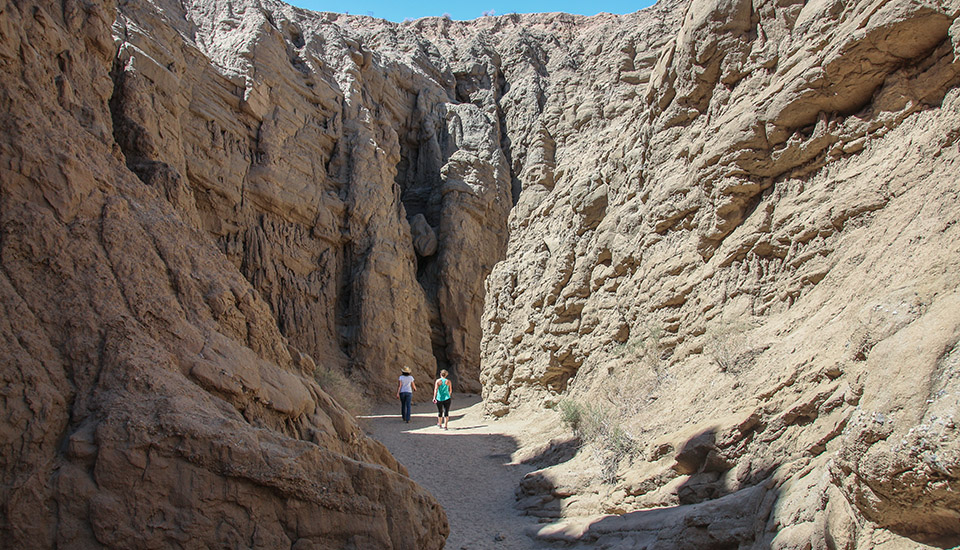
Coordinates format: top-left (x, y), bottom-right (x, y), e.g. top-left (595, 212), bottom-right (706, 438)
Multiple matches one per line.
top-left (396, 366), bottom-right (416, 423)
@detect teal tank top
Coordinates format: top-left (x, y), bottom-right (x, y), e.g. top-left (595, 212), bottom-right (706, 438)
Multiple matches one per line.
top-left (436, 378), bottom-right (451, 401)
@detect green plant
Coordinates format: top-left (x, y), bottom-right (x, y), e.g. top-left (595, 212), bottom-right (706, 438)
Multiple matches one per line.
top-left (558, 399), bottom-right (585, 433)
top-left (599, 425), bottom-right (636, 482)
top-left (614, 337), bottom-right (644, 357)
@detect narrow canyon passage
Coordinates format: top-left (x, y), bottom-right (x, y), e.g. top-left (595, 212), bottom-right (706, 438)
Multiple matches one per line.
top-left (368, 396), bottom-right (553, 549)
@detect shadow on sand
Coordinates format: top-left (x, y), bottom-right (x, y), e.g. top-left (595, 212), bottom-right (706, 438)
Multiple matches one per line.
top-left (366, 395), bottom-right (547, 550)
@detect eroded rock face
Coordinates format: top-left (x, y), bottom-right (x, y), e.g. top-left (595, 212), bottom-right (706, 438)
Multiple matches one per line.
top-left (3, 0), bottom-right (959, 546)
top-left (473, 0), bottom-right (960, 547)
top-left (0, 0), bottom-right (445, 547)
top-left (410, 213), bottom-right (438, 257)
top-left (108, 0), bottom-right (517, 395)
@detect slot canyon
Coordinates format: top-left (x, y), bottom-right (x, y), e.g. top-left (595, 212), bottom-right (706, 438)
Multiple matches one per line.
top-left (1, 0), bottom-right (959, 547)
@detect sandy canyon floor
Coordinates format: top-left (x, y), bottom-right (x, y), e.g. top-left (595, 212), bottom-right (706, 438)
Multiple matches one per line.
top-left (368, 396), bottom-right (555, 549)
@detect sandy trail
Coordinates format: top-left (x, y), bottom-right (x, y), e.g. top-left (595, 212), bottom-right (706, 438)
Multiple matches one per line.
top-left (367, 394), bottom-right (552, 550)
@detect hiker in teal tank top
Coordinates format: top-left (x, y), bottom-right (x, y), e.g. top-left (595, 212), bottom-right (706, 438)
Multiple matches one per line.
top-left (433, 369), bottom-right (453, 430)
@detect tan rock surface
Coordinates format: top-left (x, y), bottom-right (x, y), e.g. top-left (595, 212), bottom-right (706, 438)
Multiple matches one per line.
top-left (472, 0), bottom-right (960, 547)
top-left (109, 0), bottom-right (516, 395)
top-left (0, 0), bottom-right (445, 547)
top-left (2, 0), bottom-right (959, 547)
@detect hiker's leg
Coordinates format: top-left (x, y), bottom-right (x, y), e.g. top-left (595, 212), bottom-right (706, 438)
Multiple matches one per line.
top-left (400, 392), bottom-right (411, 421)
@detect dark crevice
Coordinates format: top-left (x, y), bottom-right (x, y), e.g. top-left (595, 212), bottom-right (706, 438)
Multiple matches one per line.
top-left (289, 29), bottom-right (305, 48)
top-left (394, 94), bottom-right (451, 380)
top-left (336, 244), bottom-right (358, 364)
top-left (496, 73), bottom-right (522, 207)
top-left (109, 42), bottom-right (190, 207)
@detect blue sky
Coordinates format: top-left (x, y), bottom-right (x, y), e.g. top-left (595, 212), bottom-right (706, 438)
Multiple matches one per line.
top-left (289, 0), bottom-right (657, 22)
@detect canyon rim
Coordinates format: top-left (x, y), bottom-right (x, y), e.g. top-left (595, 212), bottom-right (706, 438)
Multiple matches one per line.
top-left (1, 0), bottom-right (959, 548)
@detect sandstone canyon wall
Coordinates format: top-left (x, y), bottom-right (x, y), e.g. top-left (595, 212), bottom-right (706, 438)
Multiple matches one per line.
top-left (474, 0), bottom-right (960, 547)
top-left (0, 0), bottom-right (447, 547)
top-left (109, 0), bottom-right (515, 395)
top-left (1, 0), bottom-right (959, 548)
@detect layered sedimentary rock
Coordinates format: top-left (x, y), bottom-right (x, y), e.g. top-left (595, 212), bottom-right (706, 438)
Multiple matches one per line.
top-left (2, 0), bottom-right (959, 547)
top-left (110, 0), bottom-right (514, 394)
top-left (473, 0), bottom-right (960, 547)
top-left (0, 0), bottom-right (446, 547)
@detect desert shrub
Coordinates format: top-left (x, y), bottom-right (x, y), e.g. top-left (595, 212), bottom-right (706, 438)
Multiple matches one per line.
top-left (315, 365), bottom-right (370, 419)
top-left (558, 399), bottom-right (585, 433)
top-left (557, 398), bottom-right (639, 483)
top-left (600, 365), bottom-right (650, 419)
top-left (705, 321), bottom-right (757, 373)
top-left (598, 425), bottom-right (638, 482)
top-left (615, 336), bottom-right (644, 357)
top-left (712, 336), bottom-right (743, 372)
top-left (615, 322), bottom-right (668, 383)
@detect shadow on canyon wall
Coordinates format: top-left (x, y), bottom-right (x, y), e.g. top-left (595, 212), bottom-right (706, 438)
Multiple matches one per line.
top-left (519, 428), bottom-right (784, 549)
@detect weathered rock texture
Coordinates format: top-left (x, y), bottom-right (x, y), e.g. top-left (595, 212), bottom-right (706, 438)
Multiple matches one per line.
top-left (2, 0), bottom-right (959, 547)
top-left (0, 0), bottom-right (446, 547)
top-left (110, 0), bottom-right (515, 395)
top-left (473, 0), bottom-right (960, 547)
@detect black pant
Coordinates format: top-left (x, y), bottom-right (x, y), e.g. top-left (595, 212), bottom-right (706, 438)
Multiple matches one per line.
top-left (436, 398), bottom-right (451, 417)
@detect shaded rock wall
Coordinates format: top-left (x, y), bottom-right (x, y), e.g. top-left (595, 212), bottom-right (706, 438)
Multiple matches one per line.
top-left (2, 0), bottom-right (959, 547)
top-left (109, 0), bottom-right (515, 394)
top-left (0, 0), bottom-right (445, 547)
